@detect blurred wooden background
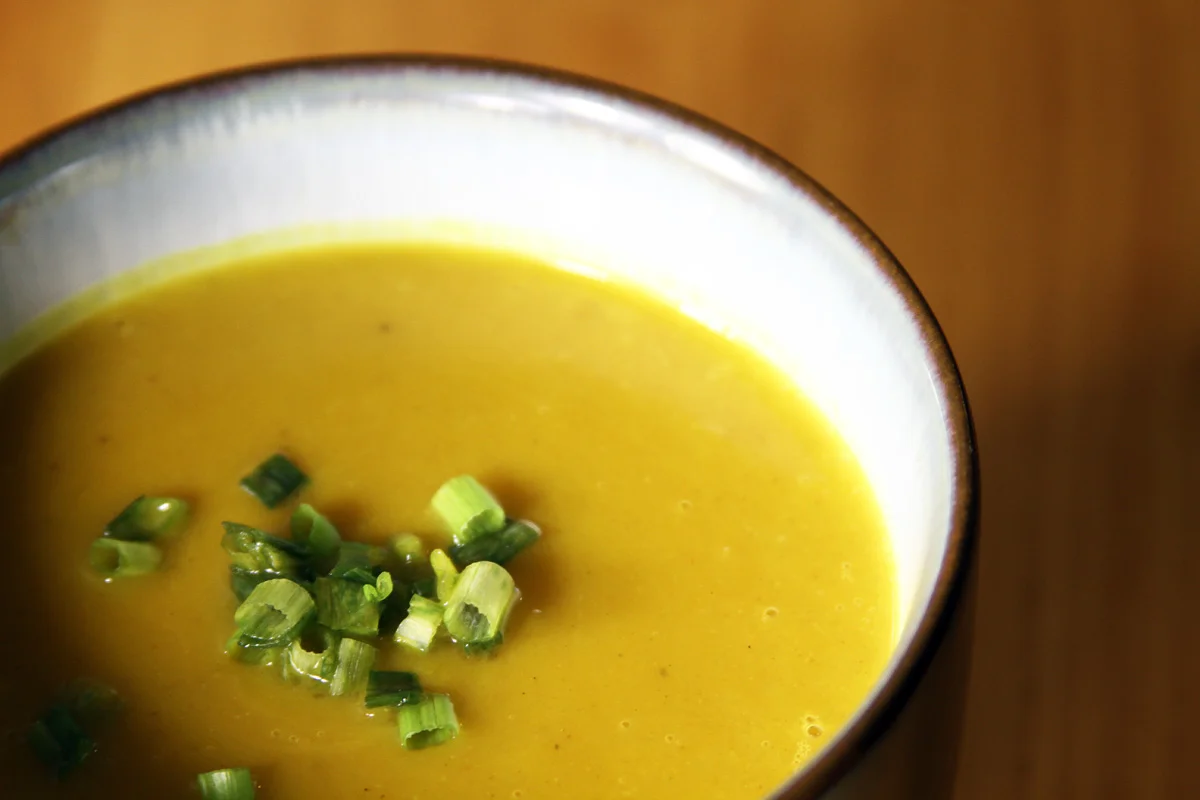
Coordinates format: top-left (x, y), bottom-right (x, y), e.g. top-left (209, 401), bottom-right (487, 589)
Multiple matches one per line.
top-left (1, 1), bottom-right (1197, 797)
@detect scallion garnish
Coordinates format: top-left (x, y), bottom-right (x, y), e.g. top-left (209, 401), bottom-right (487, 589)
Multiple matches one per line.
top-left (329, 637), bottom-right (376, 697)
top-left (314, 577), bottom-right (382, 637)
top-left (443, 561), bottom-right (518, 647)
top-left (196, 465), bottom-right (539, 752)
top-left (461, 634), bottom-right (506, 658)
top-left (229, 567), bottom-right (273, 603)
top-left (221, 522), bottom-right (308, 576)
top-left (432, 475), bottom-right (506, 544)
top-left (59, 680), bottom-right (123, 730)
top-left (290, 503), bottom-right (341, 560)
top-left (197, 767), bottom-right (256, 800)
top-left (28, 680), bottom-right (121, 778)
top-left (240, 453), bottom-right (307, 509)
top-left (398, 693), bottom-right (459, 749)
top-left (335, 567), bottom-right (375, 585)
top-left (88, 538), bottom-right (162, 578)
top-left (378, 578), bottom-right (415, 629)
top-left (104, 495), bottom-right (189, 541)
top-left (390, 532), bottom-right (426, 565)
top-left (282, 627), bottom-right (339, 689)
top-left (362, 572), bottom-right (394, 604)
top-left (394, 594), bottom-right (444, 653)
top-left (234, 578), bottom-right (315, 647)
top-left (449, 519), bottom-right (542, 567)
top-left (365, 670), bottom-right (423, 709)
top-left (28, 706), bottom-right (95, 778)
top-left (225, 630), bottom-right (284, 666)
top-left (430, 548), bottom-right (460, 602)
top-left (329, 542), bottom-right (387, 583)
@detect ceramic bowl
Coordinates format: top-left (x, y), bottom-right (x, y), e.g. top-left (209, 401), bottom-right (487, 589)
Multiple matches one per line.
top-left (0, 56), bottom-right (978, 799)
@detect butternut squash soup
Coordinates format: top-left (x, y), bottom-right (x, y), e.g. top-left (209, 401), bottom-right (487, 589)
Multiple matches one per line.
top-left (0, 243), bottom-right (894, 799)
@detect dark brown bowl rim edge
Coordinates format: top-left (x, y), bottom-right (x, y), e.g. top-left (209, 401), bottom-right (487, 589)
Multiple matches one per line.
top-left (0, 53), bottom-right (981, 800)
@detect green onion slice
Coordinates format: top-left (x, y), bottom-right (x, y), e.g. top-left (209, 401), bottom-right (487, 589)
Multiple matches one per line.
top-left (329, 638), bottom-right (376, 697)
top-left (390, 532), bottom-right (426, 565)
top-left (362, 572), bottom-right (394, 603)
top-left (240, 453), bottom-right (307, 509)
top-left (59, 680), bottom-right (123, 730)
top-left (290, 504), bottom-right (341, 560)
top-left (222, 523), bottom-right (308, 576)
top-left (335, 567), bottom-right (375, 585)
top-left (314, 577), bottom-right (381, 637)
top-left (461, 634), bottom-right (506, 659)
top-left (282, 627), bottom-right (340, 689)
top-left (398, 694), bottom-right (459, 750)
top-left (365, 670), bottom-right (423, 709)
top-left (28, 706), bottom-right (95, 778)
top-left (394, 594), bottom-right (445, 653)
top-left (104, 495), bottom-right (189, 541)
top-left (197, 767), bottom-right (256, 800)
top-left (432, 475), bottom-right (506, 544)
top-left (430, 548), bottom-right (459, 603)
top-left (88, 538), bottom-right (162, 579)
top-left (230, 567), bottom-right (273, 603)
top-left (378, 579), bottom-right (415, 628)
top-left (449, 519), bottom-right (542, 567)
top-left (329, 542), bottom-right (387, 581)
top-left (234, 578), bottom-right (315, 647)
top-left (443, 561), bottom-right (518, 646)
top-left (225, 630), bottom-right (283, 666)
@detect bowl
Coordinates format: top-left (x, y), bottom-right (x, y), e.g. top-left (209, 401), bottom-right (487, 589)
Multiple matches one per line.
top-left (0, 56), bottom-right (978, 799)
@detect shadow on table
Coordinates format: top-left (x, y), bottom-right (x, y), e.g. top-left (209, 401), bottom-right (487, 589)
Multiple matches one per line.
top-left (955, 309), bottom-right (1199, 797)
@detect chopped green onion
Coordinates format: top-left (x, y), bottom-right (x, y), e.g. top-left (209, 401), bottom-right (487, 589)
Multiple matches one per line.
top-left (290, 504), bottom-right (341, 560)
top-left (390, 532), bottom-right (426, 565)
top-left (362, 571), bottom-right (394, 603)
top-left (282, 627), bottom-right (339, 689)
top-left (329, 638), bottom-right (376, 697)
top-left (430, 548), bottom-right (459, 602)
top-left (314, 577), bottom-right (381, 637)
top-left (225, 630), bottom-right (283, 666)
top-left (432, 475), bottom-right (506, 544)
top-left (59, 680), bottom-right (123, 730)
top-left (398, 694), bottom-right (459, 749)
top-left (104, 495), bottom-right (189, 541)
top-left (240, 453), bottom-right (307, 508)
top-left (329, 542), bottom-right (387, 582)
top-left (443, 561), bottom-right (517, 646)
top-left (222, 522), bottom-right (308, 576)
top-left (461, 634), bottom-right (505, 658)
top-left (365, 670), bottom-right (423, 709)
top-left (378, 578), bottom-right (415, 627)
top-left (336, 567), bottom-right (375, 585)
top-left (449, 519), bottom-right (542, 567)
top-left (393, 594), bottom-right (444, 653)
top-left (234, 578), bottom-right (315, 647)
top-left (230, 566), bottom-right (273, 603)
top-left (88, 538), bottom-right (162, 578)
top-left (197, 767), bottom-right (256, 800)
top-left (28, 706), bottom-right (95, 778)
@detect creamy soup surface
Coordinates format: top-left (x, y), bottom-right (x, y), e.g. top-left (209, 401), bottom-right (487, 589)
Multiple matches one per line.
top-left (0, 243), bottom-right (894, 799)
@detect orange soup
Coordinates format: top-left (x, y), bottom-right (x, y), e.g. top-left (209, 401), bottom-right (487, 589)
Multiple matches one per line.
top-left (0, 243), bottom-right (894, 799)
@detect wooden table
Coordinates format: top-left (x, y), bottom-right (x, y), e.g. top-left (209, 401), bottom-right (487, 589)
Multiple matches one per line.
top-left (2, 2), bottom-right (1197, 797)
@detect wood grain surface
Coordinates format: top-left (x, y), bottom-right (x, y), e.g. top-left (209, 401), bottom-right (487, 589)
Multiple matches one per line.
top-left (1, 2), bottom-right (1197, 797)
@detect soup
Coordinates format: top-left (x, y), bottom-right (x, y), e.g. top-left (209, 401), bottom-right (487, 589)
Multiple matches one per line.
top-left (0, 243), bottom-right (894, 799)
